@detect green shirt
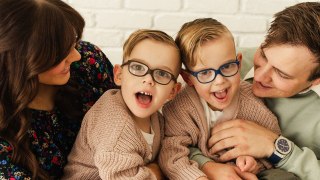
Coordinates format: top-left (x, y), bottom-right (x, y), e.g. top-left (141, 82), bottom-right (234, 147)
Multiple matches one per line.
top-left (265, 91), bottom-right (320, 179)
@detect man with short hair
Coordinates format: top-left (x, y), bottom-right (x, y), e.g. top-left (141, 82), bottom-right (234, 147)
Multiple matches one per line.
top-left (191, 2), bottom-right (320, 179)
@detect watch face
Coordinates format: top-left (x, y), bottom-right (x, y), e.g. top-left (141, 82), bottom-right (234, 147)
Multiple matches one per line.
top-left (277, 138), bottom-right (290, 153)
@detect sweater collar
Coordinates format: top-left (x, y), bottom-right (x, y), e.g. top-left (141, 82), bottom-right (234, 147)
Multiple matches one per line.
top-left (244, 67), bottom-right (320, 97)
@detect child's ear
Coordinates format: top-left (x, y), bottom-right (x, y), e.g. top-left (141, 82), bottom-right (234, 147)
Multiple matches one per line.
top-left (113, 64), bottom-right (122, 86)
top-left (167, 82), bottom-right (182, 101)
top-left (181, 70), bottom-right (194, 86)
top-left (237, 52), bottom-right (243, 68)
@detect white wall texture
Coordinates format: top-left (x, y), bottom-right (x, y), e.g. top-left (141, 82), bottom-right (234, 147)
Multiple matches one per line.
top-left (65, 0), bottom-right (318, 65)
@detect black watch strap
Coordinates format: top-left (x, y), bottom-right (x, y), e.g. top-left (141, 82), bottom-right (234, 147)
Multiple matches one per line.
top-left (268, 152), bottom-right (282, 164)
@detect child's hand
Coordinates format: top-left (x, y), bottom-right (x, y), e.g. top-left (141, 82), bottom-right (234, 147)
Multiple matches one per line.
top-left (236, 155), bottom-right (259, 174)
top-left (202, 161), bottom-right (257, 180)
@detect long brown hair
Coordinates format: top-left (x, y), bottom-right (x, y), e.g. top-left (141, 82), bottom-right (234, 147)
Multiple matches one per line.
top-left (0, 0), bottom-right (84, 179)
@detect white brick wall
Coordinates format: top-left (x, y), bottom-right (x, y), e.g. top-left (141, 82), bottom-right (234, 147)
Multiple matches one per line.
top-left (66, 0), bottom-right (317, 65)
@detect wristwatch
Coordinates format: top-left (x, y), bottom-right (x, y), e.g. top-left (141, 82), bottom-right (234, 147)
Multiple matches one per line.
top-left (268, 135), bottom-right (292, 164)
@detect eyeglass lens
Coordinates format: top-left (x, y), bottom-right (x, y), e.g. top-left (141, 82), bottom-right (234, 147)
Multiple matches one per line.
top-left (196, 61), bottom-right (239, 83)
top-left (126, 61), bottom-right (174, 85)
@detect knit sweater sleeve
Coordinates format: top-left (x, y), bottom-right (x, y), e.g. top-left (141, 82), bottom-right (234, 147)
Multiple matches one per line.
top-left (92, 125), bottom-right (156, 180)
top-left (159, 86), bottom-right (207, 180)
top-left (63, 89), bottom-right (156, 180)
top-left (237, 81), bottom-right (281, 134)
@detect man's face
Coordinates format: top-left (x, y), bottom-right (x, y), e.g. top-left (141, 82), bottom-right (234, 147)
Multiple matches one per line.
top-left (252, 44), bottom-right (319, 98)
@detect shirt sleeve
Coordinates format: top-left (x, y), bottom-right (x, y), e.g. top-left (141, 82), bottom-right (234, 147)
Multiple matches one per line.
top-left (189, 147), bottom-right (213, 169)
top-left (276, 143), bottom-right (320, 180)
top-left (0, 139), bottom-right (32, 179)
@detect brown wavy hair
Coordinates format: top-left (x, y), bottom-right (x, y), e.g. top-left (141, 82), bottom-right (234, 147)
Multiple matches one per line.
top-left (262, 2), bottom-right (320, 81)
top-left (0, 0), bottom-right (84, 179)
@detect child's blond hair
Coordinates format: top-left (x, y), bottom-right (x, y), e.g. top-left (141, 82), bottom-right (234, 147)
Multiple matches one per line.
top-left (175, 18), bottom-right (232, 68)
top-left (123, 29), bottom-right (180, 61)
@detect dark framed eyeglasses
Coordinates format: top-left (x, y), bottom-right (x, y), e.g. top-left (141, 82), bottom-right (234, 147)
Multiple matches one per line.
top-left (121, 60), bottom-right (177, 85)
top-left (187, 60), bottom-right (240, 84)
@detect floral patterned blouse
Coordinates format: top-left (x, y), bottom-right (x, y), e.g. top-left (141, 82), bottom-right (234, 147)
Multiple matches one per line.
top-left (0, 41), bottom-right (117, 179)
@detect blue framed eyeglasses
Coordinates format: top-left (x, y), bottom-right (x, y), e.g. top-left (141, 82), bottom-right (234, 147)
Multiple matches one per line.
top-left (121, 60), bottom-right (177, 85)
top-left (187, 60), bottom-right (240, 84)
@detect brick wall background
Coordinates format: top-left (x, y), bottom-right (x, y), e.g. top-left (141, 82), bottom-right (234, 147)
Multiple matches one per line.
top-left (66, 0), bottom-right (316, 65)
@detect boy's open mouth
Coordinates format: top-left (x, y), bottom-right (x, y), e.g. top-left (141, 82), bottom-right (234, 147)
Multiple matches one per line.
top-left (136, 91), bottom-right (153, 105)
top-left (213, 88), bottom-right (227, 100)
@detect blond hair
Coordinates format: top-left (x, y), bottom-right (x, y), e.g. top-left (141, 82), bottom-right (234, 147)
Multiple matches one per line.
top-left (123, 29), bottom-right (179, 61)
top-left (175, 18), bottom-right (231, 68)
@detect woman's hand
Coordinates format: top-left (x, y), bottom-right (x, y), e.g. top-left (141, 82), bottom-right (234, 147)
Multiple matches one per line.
top-left (208, 119), bottom-right (278, 162)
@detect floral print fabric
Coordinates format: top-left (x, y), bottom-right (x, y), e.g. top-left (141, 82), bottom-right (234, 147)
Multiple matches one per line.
top-left (0, 41), bottom-right (116, 179)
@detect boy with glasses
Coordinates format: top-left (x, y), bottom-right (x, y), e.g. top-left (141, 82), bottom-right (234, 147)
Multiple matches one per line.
top-left (63, 29), bottom-right (181, 179)
top-left (159, 18), bottom-right (281, 180)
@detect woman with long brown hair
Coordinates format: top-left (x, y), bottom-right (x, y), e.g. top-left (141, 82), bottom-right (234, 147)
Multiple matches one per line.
top-left (0, 0), bottom-right (116, 179)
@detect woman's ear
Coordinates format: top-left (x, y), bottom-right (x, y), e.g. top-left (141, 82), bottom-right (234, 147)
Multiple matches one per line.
top-left (181, 70), bottom-right (194, 86)
top-left (113, 64), bottom-right (122, 86)
top-left (237, 52), bottom-right (243, 68)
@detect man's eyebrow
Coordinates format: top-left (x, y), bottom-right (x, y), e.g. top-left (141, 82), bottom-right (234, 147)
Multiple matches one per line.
top-left (274, 67), bottom-right (293, 78)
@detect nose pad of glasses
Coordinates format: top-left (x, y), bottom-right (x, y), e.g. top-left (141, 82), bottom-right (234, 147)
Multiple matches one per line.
top-left (212, 73), bottom-right (226, 84)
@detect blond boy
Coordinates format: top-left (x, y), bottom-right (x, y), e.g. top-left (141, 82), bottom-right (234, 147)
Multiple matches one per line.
top-left (159, 18), bottom-right (280, 180)
top-left (63, 29), bottom-right (181, 179)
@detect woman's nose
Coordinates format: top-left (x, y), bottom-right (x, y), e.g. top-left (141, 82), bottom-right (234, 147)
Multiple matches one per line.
top-left (67, 48), bottom-right (81, 64)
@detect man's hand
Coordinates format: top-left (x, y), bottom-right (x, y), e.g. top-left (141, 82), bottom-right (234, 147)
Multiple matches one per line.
top-left (201, 161), bottom-right (257, 180)
top-left (208, 119), bottom-right (278, 162)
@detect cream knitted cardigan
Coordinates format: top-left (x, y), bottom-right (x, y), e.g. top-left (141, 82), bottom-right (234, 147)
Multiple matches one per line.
top-left (159, 81), bottom-right (281, 180)
top-left (62, 89), bottom-right (163, 180)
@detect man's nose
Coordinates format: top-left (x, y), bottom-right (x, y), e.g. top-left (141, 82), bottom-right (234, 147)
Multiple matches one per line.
top-left (254, 64), bottom-right (272, 83)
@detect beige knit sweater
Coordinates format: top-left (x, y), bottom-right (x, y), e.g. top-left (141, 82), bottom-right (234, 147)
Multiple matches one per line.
top-left (159, 81), bottom-right (281, 180)
top-left (62, 89), bottom-right (164, 180)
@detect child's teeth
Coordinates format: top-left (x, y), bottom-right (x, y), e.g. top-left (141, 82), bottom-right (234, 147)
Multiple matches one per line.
top-left (140, 91), bottom-right (152, 96)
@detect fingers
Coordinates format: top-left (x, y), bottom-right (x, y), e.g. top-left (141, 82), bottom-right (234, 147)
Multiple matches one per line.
top-left (231, 166), bottom-right (248, 180)
top-left (211, 119), bottom-right (247, 135)
top-left (240, 156), bottom-right (256, 173)
top-left (209, 119), bottom-right (276, 159)
top-left (208, 131), bottom-right (236, 154)
top-left (236, 156), bottom-right (246, 172)
top-left (209, 119), bottom-right (250, 148)
top-left (235, 168), bottom-right (258, 180)
top-left (218, 147), bottom-right (242, 162)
